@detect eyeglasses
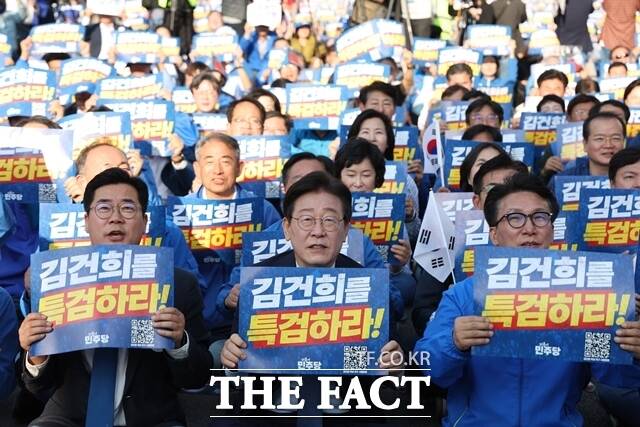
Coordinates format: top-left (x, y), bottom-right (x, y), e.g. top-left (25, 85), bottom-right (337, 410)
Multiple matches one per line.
top-left (291, 215), bottom-right (344, 232)
top-left (590, 135), bottom-right (625, 145)
top-left (495, 211), bottom-right (553, 229)
top-left (470, 113), bottom-right (500, 124)
top-left (232, 117), bottom-right (262, 128)
top-left (90, 201), bottom-right (140, 220)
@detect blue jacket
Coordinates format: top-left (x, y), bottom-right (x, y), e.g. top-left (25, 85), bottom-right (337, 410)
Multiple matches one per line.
top-left (0, 202), bottom-right (38, 299)
top-left (210, 220), bottom-right (406, 334)
top-left (194, 185), bottom-right (281, 335)
top-left (0, 287), bottom-right (17, 399)
top-left (163, 220), bottom-right (207, 294)
top-left (414, 276), bottom-right (640, 427)
top-left (239, 32), bottom-right (276, 79)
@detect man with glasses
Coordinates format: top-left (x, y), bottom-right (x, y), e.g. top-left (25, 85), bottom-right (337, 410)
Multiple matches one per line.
top-left (220, 172), bottom-right (404, 420)
top-left (19, 168), bottom-right (212, 427)
top-left (465, 99), bottom-right (504, 129)
top-left (559, 112), bottom-right (626, 177)
top-left (226, 97), bottom-right (265, 136)
top-left (414, 172), bottom-right (640, 426)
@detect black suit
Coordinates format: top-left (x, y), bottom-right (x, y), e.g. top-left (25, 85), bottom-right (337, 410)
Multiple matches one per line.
top-left (82, 24), bottom-right (102, 59)
top-left (23, 268), bottom-right (213, 427)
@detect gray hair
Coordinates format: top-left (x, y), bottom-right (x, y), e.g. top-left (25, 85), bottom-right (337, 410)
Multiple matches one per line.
top-left (195, 132), bottom-right (241, 162)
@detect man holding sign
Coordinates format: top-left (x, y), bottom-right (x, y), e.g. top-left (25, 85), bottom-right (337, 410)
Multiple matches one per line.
top-left (19, 168), bottom-right (212, 427)
top-left (414, 173), bottom-right (640, 426)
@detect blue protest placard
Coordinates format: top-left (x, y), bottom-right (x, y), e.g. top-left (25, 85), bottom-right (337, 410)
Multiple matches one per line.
top-left (114, 31), bottom-right (161, 63)
top-left (97, 74), bottom-right (163, 100)
top-left (628, 108), bottom-right (640, 139)
top-left (375, 161), bottom-right (407, 195)
top-left (334, 62), bottom-right (391, 98)
top-left (375, 19), bottom-right (405, 63)
top-left (350, 192), bottom-right (405, 265)
top-left (241, 227), bottom-right (366, 267)
top-left (412, 38), bottom-right (447, 67)
top-left (480, 85), bottom-right (512, 104)
top-left (236, 136), bottom-right (291, 198)
top-left (192, 112), bottom-right (228, 137)
top-left (454, 209), bottom-right (490, 281)
top-left (0, 67), bottom-right (56, 117)
top-left (552, 176), bottom-right (610, 212)
top-left (576, 189), bottom-right (640, 254)
top-left (551, 211), bottom-right (579, 252)
top-left (39, 203), bottom-right (166, 251)
top-left (285, 83), bottom-right (348, 130)
top-left (441, 101), bottom-right (470, 132)
top-left (57, 58), bottom-right (114, 105)
top-left (238, 266), bottom-right (389, 374)
top-left (191, 32), bottom-right (240, 64)
top-left (30, 245), bottom-right (175, 356)
top-left (437, 47), bottom-right (482, 76)
top-left (0, 127), bottom-right (74, 203)
top-left (464, 25), bottom-right (512, 56)
top-left (393, 126), bottom-right (423, 163)
top-left (433, 192), bottom-right (475, 224)
top-left (335, 20), bottom-right (380, 63)
top-left (599, 77), bottom-right (637, 101)
top-left (527, 28), bottom-right (560, 56)
top-left (473, 246), bottom-right (635, 364)
top-left (29, 24), bottom-right (84, 56)
top-left (552, 121), bottom-right (585, 162)
top-left (167, 196), bottom-right (264, 278)
top-left (520, 112), bottom-right (566, 155)
top-left (160, 37), bottom-right (180, 61)
top-left (100, 99), bottom-right (175, 156)
top-left (58, 111), bottom-right (133, 160)
top-left (172, 86), bottom-right (197, 114)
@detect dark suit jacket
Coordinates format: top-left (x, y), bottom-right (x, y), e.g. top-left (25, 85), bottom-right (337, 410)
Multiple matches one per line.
top-left (23, 268), bottom-right (213, 427)
top-left (255, 250), bottom-right (362, 268)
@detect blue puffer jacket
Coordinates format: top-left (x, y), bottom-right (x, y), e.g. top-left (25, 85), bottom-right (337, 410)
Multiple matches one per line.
top-left (414, 276), bottom-right (640, 427)
top-left (212, 220), bottom-right (406, 332)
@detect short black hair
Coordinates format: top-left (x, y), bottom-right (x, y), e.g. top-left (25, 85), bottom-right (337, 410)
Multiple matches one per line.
top-left (462, 89), bottom-right (491, 102)
top-left (334, 138), bottom-right (386, 188)
top-left (537, 94), bottom-right (565, 113)
top-left (189, 72), bottom-right (221, 93)
top-left (483, 172), bottom-right (559, 227)
top-left (461, 124), bottom-right (503, 142)
top-left (589, 99), bottom-right (630, 123)
top-left (270, 78), bottom-right (292, 88)
top-left (358, 81), bottom-right (399, 106)
top-left (283, 171), bottom-right (352, 221)
top-left (264, 110), bottom-right (292, 132)
top-left (537, 69), bottom-right (569, 89)
top-left (608, 147), bottom-right (640, 182)
top-left (608, 62), bottom-right (628, 73)
top-left (583, 112), bottom-right (626, 141)
top-left (347, 109), bottom-right (395, 160)
top-left (459, 142), bottom-right (508, 192)
top-left (441, 84), bottom-right (470, 100)
top-left (446, 63), bottom-right (473, 80)
top-left (465, 99), bottom-right (504, 125)
top-left (83, 167), bottom-right (149, 215)
top-left (574, 78), bottom-right (600, 95)
top-left (472, 153), bottom-right (528, 195)
top-left (14, 115), bottom-right (62, 129)
top-left (248, 88), bottom-right (282, 113)
top-left (623, 79), bottom-right (640, 103)
top-left (226, 97), bottom-right (266, 125)
top-left (281, 152), bottom-right (334, 186)
top-left (567, 94), bottom-right (599, 117)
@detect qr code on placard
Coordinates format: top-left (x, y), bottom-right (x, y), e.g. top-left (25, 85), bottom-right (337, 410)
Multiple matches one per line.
top-left (343, 345), bottom-right (368, 371)
top-left (131, 319), bottom-right (154, 346)
top-left (584, 332), bottom-right (611, 362)
top-left (38, 184), bottom-right (56, 202)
